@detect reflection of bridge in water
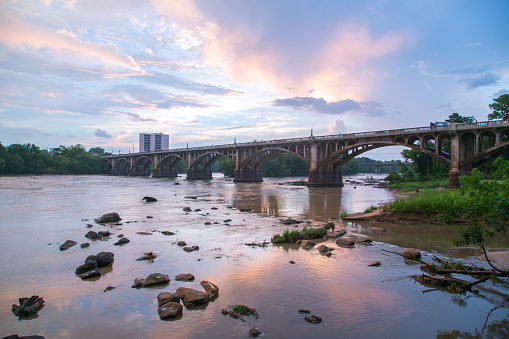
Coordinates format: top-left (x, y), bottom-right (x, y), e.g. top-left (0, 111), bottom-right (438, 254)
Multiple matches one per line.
top-left (103, 120), bottom-right (509, 188)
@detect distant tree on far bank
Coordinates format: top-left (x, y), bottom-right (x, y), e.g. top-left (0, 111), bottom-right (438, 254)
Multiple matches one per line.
top-left (0, 142), bottom-right (108, 175)
top-left (445, 112), bottom-right (476, 124)
top-left (488, 94), bottom-right (509, 120)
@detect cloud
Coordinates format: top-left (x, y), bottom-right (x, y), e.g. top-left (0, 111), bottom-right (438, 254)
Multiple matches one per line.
top-left (134, 72), bottom-right (243, 96)
top-left (459, 72), bottom-right (501, 90)
top-left (464, 42), bottom-right (483, 47)
top-left (94, 129), bottom-right (112, 138)
top-left (219, 123), bottom-right (274, 131)
top-left (494, 89), bottom-right (509, 97)
top-left (152, 1), bottom-right (413, 99)
top-left (273, 97), bottom-right (361, 114)
top-left (272, 96), bottom-right (388, 116)
top-left (0, 7), bottom-right (142, 71)
top-left (327, 118), bottom-right (347, 134)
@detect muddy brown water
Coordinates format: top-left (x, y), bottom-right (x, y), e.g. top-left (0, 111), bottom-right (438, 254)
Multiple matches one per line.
top-left (0, 174), bottom-right (507, 338)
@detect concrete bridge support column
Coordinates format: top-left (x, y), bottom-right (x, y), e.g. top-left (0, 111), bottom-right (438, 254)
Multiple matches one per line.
top-left (152, 167), bottom-right (178, 177)
top-left (307, 168), bottom-right (344, 187)
top-left (233, 168), bottom-right (263, 183)
top-left (186, 168), bottom-right (213, 180)
top-left (449, 132), bottom-right (460, 188)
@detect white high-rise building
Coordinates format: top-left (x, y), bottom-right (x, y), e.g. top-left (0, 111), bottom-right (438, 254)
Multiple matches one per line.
top-left (139, 133), bottom-right (169, 152)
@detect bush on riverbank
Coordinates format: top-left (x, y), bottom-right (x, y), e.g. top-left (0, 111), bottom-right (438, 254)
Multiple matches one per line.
top-left (385, 177), bottom-right (449, 192)
top-left (271, 227), bottom-right (327, 244)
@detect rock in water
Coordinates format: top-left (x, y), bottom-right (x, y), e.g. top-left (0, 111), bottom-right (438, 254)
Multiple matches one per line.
top-left (175, 273), bottom-right (195, 281)
top-left (96, 252), bottom-right (114, 266)
top-left (94, 212), bottom-right (122, 223)
top-left (158, 302), bottom-right (183, 320)
top-left (132, 273), bottom-right (170, 288)
top-left (300, 240), bottom-right (316, 249)
top-left (402, 248), bottom-right (421, 259)
top-left (142, 196), bottom-right (157, 202)
top-left (249, 328), bottom-right (261, 337)
top-left (59, 240), bottom-right (77, 251)
top-left (305, 314), bottom-right (322, 324)
top-left (157, 292), bottom-right (181, 306)
top-left (12, 295), bottom-right (45, 318)
top-left (114, 238), bottom-right (130, 245)
top-left (176, 287), bottom-right (209, 307)
top-left (200, 280), bottom-right (219, 300)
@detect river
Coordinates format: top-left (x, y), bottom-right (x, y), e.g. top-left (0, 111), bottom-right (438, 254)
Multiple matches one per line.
top-left (0, 174), bottom-right (507, 338)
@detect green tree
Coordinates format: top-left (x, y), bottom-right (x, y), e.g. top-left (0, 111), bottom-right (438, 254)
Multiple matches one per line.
top-left (341, 159), bottom-right (360, 175)
top-left (0, 142), bottom-right (8, 173)
top-left (488, 94), bottom-right (509, 120)
top-left (449, 157), bottom-right (509, 273)
top-left (445, 112), bottom-right (476, 123)
top-left (263, 153), bottom-right (291, 177)
top-left (89, 147), bottom-right (106, 155)
top-left (217, 157), bottom-right (235, 177)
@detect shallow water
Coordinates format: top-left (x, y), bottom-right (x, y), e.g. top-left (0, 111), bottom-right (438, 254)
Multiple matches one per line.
top-left (0, 174), bottom-right (507, 338)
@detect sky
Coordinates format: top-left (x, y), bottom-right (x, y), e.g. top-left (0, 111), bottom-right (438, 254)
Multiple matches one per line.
top-left (1, 0), bottom-right (508, 160)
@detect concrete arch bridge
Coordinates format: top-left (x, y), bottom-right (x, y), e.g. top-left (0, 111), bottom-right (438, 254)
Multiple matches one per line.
top-left (103, 120), bottom-right (509, 188)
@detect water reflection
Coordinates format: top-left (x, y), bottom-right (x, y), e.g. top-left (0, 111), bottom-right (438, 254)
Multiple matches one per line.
top-left (229, 176), bottom-right (390, 221)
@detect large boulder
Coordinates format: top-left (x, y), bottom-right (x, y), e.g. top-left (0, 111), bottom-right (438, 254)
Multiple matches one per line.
top-left (94, 212), bottom-right (122, 223)
top-left (132, 273), bottom-right (170, 288)
top-left (158, 302), bottom-right (183, 320)
top-left (200, 281), bottom-right (219, 300)
top-left (176, 287), bottom-right (209, 307)
top-left (142, 196), bottom-right (158, 202)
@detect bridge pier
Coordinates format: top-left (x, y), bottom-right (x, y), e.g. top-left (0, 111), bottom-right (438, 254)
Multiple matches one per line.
top-left (307, 169), bottom-right (344, 187)
top-left (152, 167), bottom-right (178, 177)
top-left (186, 169), bottom-right (213, 180)
top-left (233, 168), bottom-right (263, 183)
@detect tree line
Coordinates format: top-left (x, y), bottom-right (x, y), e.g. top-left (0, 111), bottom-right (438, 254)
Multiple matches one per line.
top-left (0, 143), bottom-right (109, 175)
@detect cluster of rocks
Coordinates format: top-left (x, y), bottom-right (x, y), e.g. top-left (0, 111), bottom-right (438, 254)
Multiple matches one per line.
top-left (151, 279), bottom-right (219, 320)
top-left (11, 296), bottom-right (44, 319)
top-left (75, 252), bottom-right (114, 280)
top-left (298, 309), bottom-right (322, 324)
top-left (85, 230), bottom-right (112, 241)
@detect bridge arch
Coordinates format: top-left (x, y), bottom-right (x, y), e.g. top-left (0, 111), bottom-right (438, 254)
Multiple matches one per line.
top-left (131, 156), bottom-right (152, 176)
top-left (111, 157), bottom-right (130, 175)
top-left (153, 154), bottom-right (186, 177)
top-left (234, 147), bottom-right (310, 183)
top-left (187, 152), bottom-right (235, 180)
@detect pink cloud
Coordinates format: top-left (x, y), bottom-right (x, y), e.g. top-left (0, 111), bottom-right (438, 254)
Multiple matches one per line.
top-left (0, 7), bottom-right (142, 71)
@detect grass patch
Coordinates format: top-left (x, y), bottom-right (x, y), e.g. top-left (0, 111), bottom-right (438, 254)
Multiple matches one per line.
top-left (340, 212), bottom-right (348, 218)
top-left (271, 227), bottom-right (327, 244)
top-left (385, 189), bottom-right (468, 223)
top-left (388, 178), bottom-right (449, 192)
top-left (230, 304), bottom-right (259, 318)
top-left (363, 206), bottom-right (377, 214)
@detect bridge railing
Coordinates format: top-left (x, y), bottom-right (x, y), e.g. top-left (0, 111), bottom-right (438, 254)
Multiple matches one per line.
top-left (104, 120), bottom-right (508, 157)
